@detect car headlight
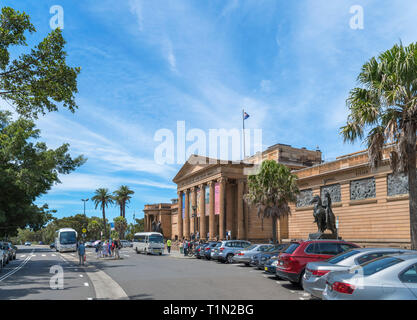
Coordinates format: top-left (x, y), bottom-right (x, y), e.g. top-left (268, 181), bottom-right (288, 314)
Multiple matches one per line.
top-left (271, 260), bottom-right (278, 266)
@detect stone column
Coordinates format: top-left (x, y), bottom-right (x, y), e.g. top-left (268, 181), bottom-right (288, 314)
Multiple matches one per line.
top-left (208, 181), bottom-right (215, 240)
top-left (177, 191), bottom-right (183, 239)
top-left (199, 184), bottom-right (206, 240)
top-left (237, 179), bottom-right (244, 239)
top-left (218, 177), bottom-right (227, 240)
top-left (184, 190), bottom-right (190, 239)
top-left (226, 181), bottom-right (234, 238)
top-left (191, 186), bottom-right (197, 237)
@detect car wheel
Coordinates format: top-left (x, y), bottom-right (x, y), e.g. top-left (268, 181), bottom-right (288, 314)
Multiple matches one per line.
top-left (226, 254), bottom-right (234, 264)
top-left (135, 247), bottom-right (139, 254)
top-left (299, 270), bottom-right (305, 289)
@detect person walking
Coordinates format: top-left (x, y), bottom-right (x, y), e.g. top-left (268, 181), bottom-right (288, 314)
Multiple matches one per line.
top-left (114, 239), bottom-right (120, 259)
top-left (179, 240), bottom-right (183, 254)
top-left (183, 239), bottom-right (188, 256)
top-left (78, 241), bottom-right (86, 265)
top-left (166, 239), bottom-right (172, 254)
top-left (108, 240), bottom-right (112, 257)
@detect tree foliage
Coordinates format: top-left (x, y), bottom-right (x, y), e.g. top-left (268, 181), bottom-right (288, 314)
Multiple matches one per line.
top-left (0, 7), bottom-right (80, 119)
top-left (340, 42), bottom-right (417, 249)
top-left (113, 185), bottom-right (135, 219)
top-left (91, 188), bottom-right (113, 237)
top-left (113, 216), bottom-right (127, 239)
top-left (244, 160), bottom-right (299, 243)
top-left (0, 111), bottom-right (85, 237)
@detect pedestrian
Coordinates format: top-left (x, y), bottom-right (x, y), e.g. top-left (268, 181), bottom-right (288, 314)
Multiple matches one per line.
top-left (102, 241), bottom-right (108, 257)
top-left (183, 239), bottom-right (188, 256)
top-left (179, 239), bottom-right (184, 254)
top-left (114, 239), bottom-right (120, 259)
top-left (108, 240), bottom-right (112, 257)
top-left (111, 240), bottom-right (116, 257)
top-left (269, 238), bottom-right (273, 244)
top-left (96, 241), bottom-right (102, 258)
top-left (166, 239), bottom-right (172, 254)
top-left (78, 241), bottom-right (86, 265)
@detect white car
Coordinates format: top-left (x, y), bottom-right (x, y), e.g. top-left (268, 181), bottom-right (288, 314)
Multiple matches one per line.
top-left (24, 242), bottom-right (31, 246)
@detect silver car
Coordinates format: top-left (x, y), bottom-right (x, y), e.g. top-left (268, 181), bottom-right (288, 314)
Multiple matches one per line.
top-left (323, 253), bottom-right (417, 300)
top-left (232, 244), bottom-right (274, 265)
top-left (216, 240), bottom-right (251, 263)
top-left (303, 247), bottom-right (415, 299)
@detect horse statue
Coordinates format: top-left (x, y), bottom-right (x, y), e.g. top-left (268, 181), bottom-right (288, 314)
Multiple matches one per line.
top-left (311, 195), bottom-right (327, 233)
top-left (311, 192), bottom-right (337, 235)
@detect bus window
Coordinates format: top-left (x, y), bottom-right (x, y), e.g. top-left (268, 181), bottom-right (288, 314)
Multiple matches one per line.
top-left (149, 235), bottom-right (163, 243)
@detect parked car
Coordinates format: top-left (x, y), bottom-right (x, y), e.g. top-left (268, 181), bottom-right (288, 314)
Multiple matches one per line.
top-left (210, 242), bottom-right (222, 260)
top-left (264, 255), bottom-right (279, 273)
top-left (24, 241), bottom-right (31, 246)
top-left (276, 240), bottom-right (360, 288)
top-left (85, 241), bottom-right (94, 248)
top-left (50, 243), bottom-right (55, 249)
top-left (0, 248), bottom-right (6, 267)
top-left (7, 242), bottom-right (16, 260)
top-left (203, 242), bottom-right (219, 260)
top-left (213, 240), bottom-right (252, 263)
top-left (195, 243), bottom-right (208, 259)
top-left (257, 244), bottom-right (288, 270)
top-left (0, 242), bottom-right (15, 262)
top-left (232, 244), bottom-right (274, 265)
top-left (303, 247), bottom-right (415, 299)
top-left (323, 253), bottom-right (417, 300)
top-left (39, 241), bottom-right (44, 245)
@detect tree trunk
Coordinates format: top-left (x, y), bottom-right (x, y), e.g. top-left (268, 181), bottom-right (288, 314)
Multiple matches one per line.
top-left (272, 216), bottom-right (277, 244)
top-left (102, 205), bottom-right (107, 239)
top-left (407, 123), bottom-right (417, 250)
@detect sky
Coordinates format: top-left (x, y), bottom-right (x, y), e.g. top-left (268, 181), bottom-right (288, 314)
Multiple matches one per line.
top-left (2, 0), bottom-right (417, 223)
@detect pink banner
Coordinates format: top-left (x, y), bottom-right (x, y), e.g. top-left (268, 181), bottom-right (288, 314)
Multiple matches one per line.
top-left (196, 188), bottom-right (201, 217)
top-left (214, 183), bottom-right (220, 215)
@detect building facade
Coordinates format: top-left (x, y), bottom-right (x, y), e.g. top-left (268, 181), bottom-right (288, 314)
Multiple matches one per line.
top-left (143, 143), bottom-right (413, 248)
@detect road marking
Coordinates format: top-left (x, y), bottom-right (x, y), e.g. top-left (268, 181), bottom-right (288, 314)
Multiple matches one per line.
top-left (42, 254), bottom-right (46, 257)
top-left (19, 255), bottom-right (26, 258)
top-left (87, 298), bottom-right (93, 300)
top-left (84, 282), bottom-right (89, 287)
top-left (290, 290), bottom-right (296, 293)
top-left (0, 251), bottom-right (33, 282)
top-left (276, 281), bottom-right (281, 284)
top-left (51, 254), bottom-right (56, 257)
top-left (31, 255), bottom-right (36, 257)
top-left (80, 275), bottom-right (84, 277)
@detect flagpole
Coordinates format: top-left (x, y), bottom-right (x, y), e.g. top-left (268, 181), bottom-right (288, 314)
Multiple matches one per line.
top-left (242, 108), bottom-right (245, 159)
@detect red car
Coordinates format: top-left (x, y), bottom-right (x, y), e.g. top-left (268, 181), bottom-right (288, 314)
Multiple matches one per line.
top-left (275, 240), bottom-right (360, 287)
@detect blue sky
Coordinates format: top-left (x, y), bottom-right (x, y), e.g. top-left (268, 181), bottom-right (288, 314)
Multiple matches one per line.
top-left (2, 0), bottom-right (417, 223)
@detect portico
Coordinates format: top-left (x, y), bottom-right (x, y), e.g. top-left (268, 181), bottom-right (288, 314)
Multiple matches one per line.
top-left (173, 155), bottom-right (251, 241)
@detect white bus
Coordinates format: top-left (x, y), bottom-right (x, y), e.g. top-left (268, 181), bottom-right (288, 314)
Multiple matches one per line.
top-left (133, 232), bottom-right (164, 255)
top-left (55, 228), bottom-right (78, 252)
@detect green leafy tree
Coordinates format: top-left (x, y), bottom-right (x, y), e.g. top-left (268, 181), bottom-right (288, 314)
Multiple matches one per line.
top-left (113, 216), bottom-right (127, 239)
top-left (244, 160), bottom-right (299, 243)
top-left (340, 42), bottom-right (417, 250)
top-left (113, 186), bottom-right (135, 218)
top-left (0, 7), bottom-right (80, 119)
top-left (0, 112), bottom-right (85, 237)
top-left (87, 220), bottom-right (102, 240)
top-left (92, 188), bottom-right (113, 238)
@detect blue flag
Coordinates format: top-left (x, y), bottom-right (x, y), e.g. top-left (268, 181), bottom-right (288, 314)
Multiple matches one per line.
top-left (244, 112), bottom-right (250, 120)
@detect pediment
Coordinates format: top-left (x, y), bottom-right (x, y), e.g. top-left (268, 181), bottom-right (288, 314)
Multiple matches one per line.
top-left (172, 155), bottom-right (218, 183)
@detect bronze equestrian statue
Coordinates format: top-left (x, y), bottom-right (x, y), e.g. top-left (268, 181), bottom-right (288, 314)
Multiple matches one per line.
top-left (311, 192), bottom-right (337, 236)
top-left (151, 220), bottom-right (163, 235)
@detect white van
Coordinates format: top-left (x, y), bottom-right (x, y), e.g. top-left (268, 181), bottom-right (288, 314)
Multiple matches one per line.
top-left (133, 232), bottom-right (164, 255)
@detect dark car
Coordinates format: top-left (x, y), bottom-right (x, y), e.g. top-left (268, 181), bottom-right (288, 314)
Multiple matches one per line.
top-left (275, 240), bottom-right (359, 288)
top-left (264, 256), bottom-right (280, 274)
top-left (203, 242), bottom-right (219, 260)
top-left (250, 244), bottom-right (287, 269)
top-left (256, 244), bottom-right (288, 270)
top-left (195, 243), bottom-right (208, 259)
top-left (50, 243), bottom-right (55, 249)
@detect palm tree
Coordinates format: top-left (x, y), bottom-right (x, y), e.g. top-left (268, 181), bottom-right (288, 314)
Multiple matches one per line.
top-left (244, 160), bottom-right (299, 243)
top-left (340, 42), bottom-right (417, 250)
top-left (91, 188), bottom-right (114, 237)
top-left (113, 186), bottom-right (135, 218)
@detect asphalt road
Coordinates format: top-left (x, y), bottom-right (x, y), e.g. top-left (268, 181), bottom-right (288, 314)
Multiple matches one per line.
top-left (0, 245), bottom-right (307, 300)
top-left (0, 245), bottom-right (94, 300)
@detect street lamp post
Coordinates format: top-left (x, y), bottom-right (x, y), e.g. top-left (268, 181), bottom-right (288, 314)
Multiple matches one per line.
top-left (81, 198), bottom-right (89, 216)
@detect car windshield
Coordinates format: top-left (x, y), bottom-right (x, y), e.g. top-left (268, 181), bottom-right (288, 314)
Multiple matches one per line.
top-left (245, 245), bottom-right (257, 251)
top-left (283, 243), bottom-right (299, 254)
top-left (149, 235), bottom-right (163, 243)
top-left (59, 231), bottom-right (77, 244)
top-left (327, 250), bottom-right (360, 264)
top-left (360, 257), bottom-right (403, 276)
top-left (259, 245), bottom-right (272, 252)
